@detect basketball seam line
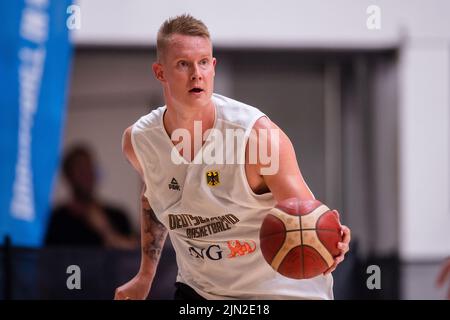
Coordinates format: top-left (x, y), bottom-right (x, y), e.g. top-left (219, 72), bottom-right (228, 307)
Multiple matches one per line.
top-left (288, 228), bottom-right (339, 232)
top-left (316, 214), bottom-right (337, 267)
top-left (262, 228), bottom-right (339, 238)
top-left (299, 215), bottom-right (304, 279)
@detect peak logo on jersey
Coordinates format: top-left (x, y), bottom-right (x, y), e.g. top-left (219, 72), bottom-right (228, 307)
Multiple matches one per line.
top-left (169, 177), bottom-right (180, 191)
top-left (227, 240), bottom-right (257, 258)
top-left (206, 170), bottom-right (220, 187)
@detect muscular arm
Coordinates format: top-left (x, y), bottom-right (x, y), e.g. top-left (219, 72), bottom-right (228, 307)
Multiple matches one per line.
top-left (245, 116), bottom-right (315, 202)
top-left (122, 127), bottom-right (168, 282)
top-left (246, 117), bottom-right (350, 274)
top-left (138, 187), bottom-right (168, 280)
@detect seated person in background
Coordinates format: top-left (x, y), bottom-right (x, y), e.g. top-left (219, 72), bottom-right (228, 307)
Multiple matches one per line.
top-left (45, 144), bottom-right (138, 249)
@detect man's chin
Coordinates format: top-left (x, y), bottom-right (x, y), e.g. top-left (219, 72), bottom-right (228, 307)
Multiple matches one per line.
top-left (184, 94), bottom-right (211, 107)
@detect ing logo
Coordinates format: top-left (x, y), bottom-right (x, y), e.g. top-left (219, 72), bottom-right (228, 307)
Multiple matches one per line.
top-left (188, 240), bottom-right (257, 261)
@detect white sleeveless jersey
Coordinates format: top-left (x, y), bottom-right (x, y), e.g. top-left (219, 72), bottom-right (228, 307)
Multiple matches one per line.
top-left (131, 93), bottom-right (333, 299)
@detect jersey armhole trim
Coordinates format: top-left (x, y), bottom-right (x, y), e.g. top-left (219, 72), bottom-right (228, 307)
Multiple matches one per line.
top-left (130, 125), bottom-right (153, 202)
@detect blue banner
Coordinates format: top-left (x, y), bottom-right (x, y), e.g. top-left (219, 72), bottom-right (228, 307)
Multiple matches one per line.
top-left (0, 0), bottom-right (73, 247)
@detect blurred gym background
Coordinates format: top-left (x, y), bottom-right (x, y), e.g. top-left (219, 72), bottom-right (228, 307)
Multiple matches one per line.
top-left (1, 0), bottom-right (449, 299)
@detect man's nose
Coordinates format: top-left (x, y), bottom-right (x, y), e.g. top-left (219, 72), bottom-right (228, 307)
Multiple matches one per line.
top-left (191, 64), bottom-right (202, 81)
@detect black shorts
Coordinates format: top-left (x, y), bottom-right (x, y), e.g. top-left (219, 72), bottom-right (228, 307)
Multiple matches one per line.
top-left (174, 282), bottom-right (206, 300)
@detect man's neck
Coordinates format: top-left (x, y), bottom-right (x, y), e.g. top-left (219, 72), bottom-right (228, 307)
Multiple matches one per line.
top-left (163, 99), bottom-right (215, 137)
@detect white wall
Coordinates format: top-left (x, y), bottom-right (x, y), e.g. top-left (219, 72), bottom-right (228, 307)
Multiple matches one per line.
top-left (72, 0), bottom-right (449, 47)
top-left (399, 40), bottom-right (450, 260)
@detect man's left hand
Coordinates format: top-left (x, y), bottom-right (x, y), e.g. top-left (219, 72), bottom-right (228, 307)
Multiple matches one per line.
top-left (323, 211), bottom-right (351, 275)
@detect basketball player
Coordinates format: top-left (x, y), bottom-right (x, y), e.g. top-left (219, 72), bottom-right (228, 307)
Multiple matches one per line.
top-left (114, 14), bottom-right (351, 300)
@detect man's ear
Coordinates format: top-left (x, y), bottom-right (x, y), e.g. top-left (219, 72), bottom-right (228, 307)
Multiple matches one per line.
top-left (152, 62), bottom-right (165, 82)
top-left (212, 57), bottom-right (217, 76)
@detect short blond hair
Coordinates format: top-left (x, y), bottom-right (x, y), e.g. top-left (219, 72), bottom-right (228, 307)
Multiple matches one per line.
top-left (157, 14), bottom-right (210, 61)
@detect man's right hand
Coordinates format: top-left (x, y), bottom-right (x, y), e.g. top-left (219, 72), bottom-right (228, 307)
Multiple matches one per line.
top-left (114, 273), bottom-right (152, 300)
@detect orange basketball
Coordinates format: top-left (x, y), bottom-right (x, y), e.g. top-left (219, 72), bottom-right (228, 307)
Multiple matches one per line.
top-left (259, 198), bottom-right (342, 279)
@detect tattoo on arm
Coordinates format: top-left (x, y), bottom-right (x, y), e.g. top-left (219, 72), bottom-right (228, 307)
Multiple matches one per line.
top-left (142, 207), bottom-right (166, 263)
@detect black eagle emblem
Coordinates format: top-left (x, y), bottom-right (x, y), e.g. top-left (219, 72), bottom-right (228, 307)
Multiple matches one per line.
top-left (206, 170), bottom-right (220, 187)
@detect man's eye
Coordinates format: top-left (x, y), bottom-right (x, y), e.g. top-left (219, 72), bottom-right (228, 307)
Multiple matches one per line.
top-left (200, 59), bottom-right (208, 65)
top-left (179, 61), bottom-right (188, 67)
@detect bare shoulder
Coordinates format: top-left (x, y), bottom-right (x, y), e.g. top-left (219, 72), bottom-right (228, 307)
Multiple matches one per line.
top-left (249, 116), bottom-right (294, 165)
top-left (251, 116), bottom-right (290, 144)
top-left (252, 116), bottom-right (279, 131)
top-left (122, 126), bottom-right (143, 176)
